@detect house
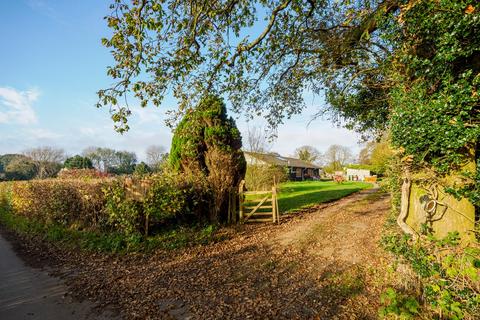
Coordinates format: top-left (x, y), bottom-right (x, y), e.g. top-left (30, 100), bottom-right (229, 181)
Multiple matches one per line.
top-left (244, 151), bottom-right (322, 181)
top-left (346, 168), bottom-right (371, 181)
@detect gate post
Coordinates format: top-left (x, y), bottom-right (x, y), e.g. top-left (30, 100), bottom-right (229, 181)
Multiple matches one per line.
top-left (238, 180), bottom-right (245, 222)
top-left (272, 186), bottom-right (276, 223)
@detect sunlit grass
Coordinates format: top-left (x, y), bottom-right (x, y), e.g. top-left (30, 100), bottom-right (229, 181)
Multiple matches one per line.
top-left (277, 181), bottom-right (372, 213)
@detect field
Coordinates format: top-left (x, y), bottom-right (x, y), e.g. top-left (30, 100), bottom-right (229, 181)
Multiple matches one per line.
top-left (277, 180), bottom-right (372, 213)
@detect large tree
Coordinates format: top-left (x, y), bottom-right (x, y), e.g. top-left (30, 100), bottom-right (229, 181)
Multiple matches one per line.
top-left (99, 0), bottom-right (479, 201)
top-left (98, 0), bottom-right (398, 135)
top-left (23, 146), bottom-right (65, 179)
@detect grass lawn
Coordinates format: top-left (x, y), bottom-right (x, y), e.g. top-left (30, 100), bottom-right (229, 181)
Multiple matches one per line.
top-left (277, 180), bottom-right (372, 213)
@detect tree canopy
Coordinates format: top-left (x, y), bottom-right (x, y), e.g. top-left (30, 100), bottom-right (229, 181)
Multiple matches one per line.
top-left (100, 0), bottom-right (479, 204)
top-left (99, 0), bottom-right (397, 134)
top-left (83, 147), bottom-right (137, 174)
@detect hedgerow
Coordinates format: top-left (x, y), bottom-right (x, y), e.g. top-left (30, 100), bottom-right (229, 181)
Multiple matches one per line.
top-left (10, 179), bottom-right (109, 228)
top-left (244, 165), bottom-right (288, 191)
top-left (103, 172), bottom-right (211, 236)
top-left (0, 172), bottom-right (212, 239)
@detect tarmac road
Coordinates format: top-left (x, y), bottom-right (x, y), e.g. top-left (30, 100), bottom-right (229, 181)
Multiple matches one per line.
top-left (0, 232), bottom-right (115, 320)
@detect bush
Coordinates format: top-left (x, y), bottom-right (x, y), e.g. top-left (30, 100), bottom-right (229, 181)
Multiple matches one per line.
top-left (7, 179), bottom-right (109, 229)
top-left (244, 165), bottom-right (289, 191)
top-left (57, 168), bottom-right (108, 180)
top-left (64, 155), bottom-right (93, 169)
top-left (0, 182), bottom-right (12, 209)
top-left (103, 172), bottom-right (211, 236)
top-left (169, 95), bottom-right (246, 222)
top-left (0, 171), bottom-right (212, 238)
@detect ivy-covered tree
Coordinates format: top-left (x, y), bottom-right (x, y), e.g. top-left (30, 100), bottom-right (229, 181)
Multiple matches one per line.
top-left (387, 1), bottom-right (480, 207)
top-left (170, 95), bottom-right (246, 222)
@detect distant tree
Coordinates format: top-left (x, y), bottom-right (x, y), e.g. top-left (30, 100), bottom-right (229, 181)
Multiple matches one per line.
top-left (145, 145), bottom-right (166, 170)
top-left (0, 154), bottom-right (29, 174)
top-left (83, 147), bottom-right (137, 174)
top-left (246, 126), bottom-right (271, 153)
top-left (109, 150), bottom-right (137, 174)
top-left (82, 147), bottom-right (117, 173)
top-left (5, 157), bottom-right (37, 180)
top-left (134, 161), bottom-right (152, 176)
top-left (354, 138), bottom-right (394, 175)
top-left (323, 145), bottom-right (352, 173)
top-left (64, 155), bottom-right (94, 169)
top-left (358, 141), bottom-right (376, 165)
top-left (294, 145), bottom-right (321, 164)
top-left (23, 146), bottom-right (65, 179)
top-left (369, 140), bottom-right (394, 175)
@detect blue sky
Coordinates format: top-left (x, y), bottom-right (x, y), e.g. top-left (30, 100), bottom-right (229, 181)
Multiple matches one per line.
top-left (0, 0), bottom-right (362, 161)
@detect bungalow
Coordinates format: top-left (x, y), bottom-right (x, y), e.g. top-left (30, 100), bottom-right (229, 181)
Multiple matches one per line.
top-left (244, 151), bottom-right (322, 181)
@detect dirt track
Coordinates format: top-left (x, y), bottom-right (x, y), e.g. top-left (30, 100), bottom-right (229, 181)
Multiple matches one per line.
top-left (2, 187), bottom-right (392, 319)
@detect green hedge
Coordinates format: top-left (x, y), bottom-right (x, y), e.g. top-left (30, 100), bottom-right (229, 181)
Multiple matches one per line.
top-left (0, 173), bottom-right (211, 237)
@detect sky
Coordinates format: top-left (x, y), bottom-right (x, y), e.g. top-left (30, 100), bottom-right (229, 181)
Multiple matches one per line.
top-left (0, 0), bottom-right (362, 161)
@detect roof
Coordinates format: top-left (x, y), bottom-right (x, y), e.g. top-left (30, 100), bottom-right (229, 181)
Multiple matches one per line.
top-left (244, 151), bottom-right (322, 169)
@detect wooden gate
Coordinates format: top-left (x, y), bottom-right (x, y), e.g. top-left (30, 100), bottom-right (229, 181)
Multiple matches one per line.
top-left (238, 180), bottom-right (280, 223)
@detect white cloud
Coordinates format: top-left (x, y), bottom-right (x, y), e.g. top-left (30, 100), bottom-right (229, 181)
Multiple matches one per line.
top-left (0, 87), bottom-right (39, 125)
top-left (131, 106), bottom-right (164, 124)
top-left (27, 128), bottom-right (62, 140)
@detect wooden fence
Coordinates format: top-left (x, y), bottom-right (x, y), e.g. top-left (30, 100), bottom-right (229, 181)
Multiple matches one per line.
top-left (237, 180), bottom-right (280, 224)
top-left (123, 177), bottom-right (280, 225)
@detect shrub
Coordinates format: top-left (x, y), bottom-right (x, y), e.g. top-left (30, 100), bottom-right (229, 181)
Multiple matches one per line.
top-left (382, 231), bottom-right (480, 319)
top-left (57, 168), bottom-right (108, 180)
top-left (244, 165), bottom-right (289, 191)
top-left (146, 172), bottom-right (210, 222)
top-left (0, 182), bottom-right (12, 209)
top-left (7, 179), bottom-right (109, 229)
top-left (169, 95), bottom-right (246, 222)
top-left (103, 172), bottom-right (211, 235)
top-left (103, 179), bottom-right (143, 236)
top-left (64, 155), bottom-right (93, 169)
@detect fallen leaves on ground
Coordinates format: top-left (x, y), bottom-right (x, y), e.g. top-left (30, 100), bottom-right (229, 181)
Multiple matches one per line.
top-left (6, 188), bottom-right (394, 319)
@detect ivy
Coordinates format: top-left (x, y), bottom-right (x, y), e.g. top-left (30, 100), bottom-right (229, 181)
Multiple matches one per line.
top-left (388, 1), bottom-right (480, 205)
top-left (381, 230), bottom-right (480, 319)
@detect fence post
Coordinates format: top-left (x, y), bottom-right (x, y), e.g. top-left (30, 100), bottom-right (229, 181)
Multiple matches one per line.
top-left (239, 180), bottom-right (245, 223)
top-left (275, 186), bottom-right (280, 224)
top-left (272, 186), bottom-right (276, 223)
top-left (227, 191), bottom-right (231, 224)
top-left (232, 192), bottom-right (237, 223)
